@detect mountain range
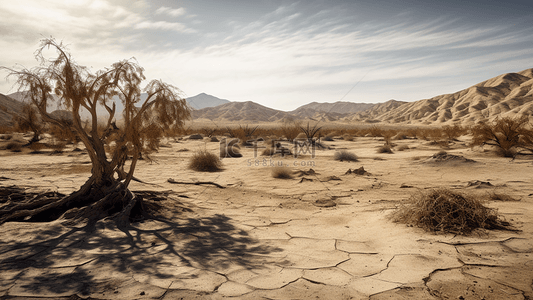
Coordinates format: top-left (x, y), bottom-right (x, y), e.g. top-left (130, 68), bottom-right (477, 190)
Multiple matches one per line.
top-left (1, 67), bottom-right (532, 126)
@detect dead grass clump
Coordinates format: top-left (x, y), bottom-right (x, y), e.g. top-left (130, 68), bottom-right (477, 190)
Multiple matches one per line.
top-left (377, 145), bottom-right (393, 154)
top-left (334, 150), bottom-right (358, 162)
top-left (189, 149), bottom-right (223, 172)
top-left (391, 188), bottom-right (513, 234)
top-left (271, 166), bottom-right (293, 179)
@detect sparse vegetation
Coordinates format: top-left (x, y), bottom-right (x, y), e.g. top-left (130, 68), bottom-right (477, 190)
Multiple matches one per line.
top-left (0, 38), bottom-right (191, 226)
top-left (391, 188), bottom-right (513, 234)
top-left (271, 166), bottom-right (293, 179)
top-left (471, 116), bottom-right (533, 157)
top-left (442, 124), bottom-right (465, 141)
top-left (189, 149), bottom-right (223, 172)
top-left (13, 104), bottom-right (43, 144)
top-left (299, 122), bottom-right (322, 142)
top-left (377, 144), bottom-right (393, 153)
top-left (334, 150), bottom-right (358, 162)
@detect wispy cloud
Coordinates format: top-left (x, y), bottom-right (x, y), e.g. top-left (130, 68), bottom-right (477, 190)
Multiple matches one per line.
top-left (0, 1), bottom-right (532, 110)
top-left (155, 6), bottom-right (186, 17)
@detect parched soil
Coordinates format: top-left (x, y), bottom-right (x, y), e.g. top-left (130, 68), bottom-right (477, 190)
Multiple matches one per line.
top-left (1, 134), bottom-right (532, 299)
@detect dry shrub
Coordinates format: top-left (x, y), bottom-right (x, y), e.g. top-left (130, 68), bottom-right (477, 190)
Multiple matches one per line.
top-left (4, 141), bottom-right (23, 152)
top-left (271, 166), bottom-right (293, 179)
top-left (280, 124), bottom-right (301, 141)
top-left (391, 188), bottom-right (513, 234)
top-left (189, 149), bottom-right (223, 172)
top-left (442, 124), bottom-right (465, 141)
top-left (368, 125), bottom-right (383, 137)
top-left (377, 144), bottom-right (393, 153)
top-left (334, 150), bottom-right (358, 162)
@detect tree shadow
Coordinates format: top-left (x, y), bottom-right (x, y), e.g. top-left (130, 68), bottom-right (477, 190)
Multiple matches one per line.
top-left (0, 195), bottom-right (284, 297)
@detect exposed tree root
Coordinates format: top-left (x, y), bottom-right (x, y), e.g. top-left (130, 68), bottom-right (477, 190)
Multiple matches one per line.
top-left (0, 180), bottom-right (146, 228)
top-left (167, 178), bottom-right (225, 189)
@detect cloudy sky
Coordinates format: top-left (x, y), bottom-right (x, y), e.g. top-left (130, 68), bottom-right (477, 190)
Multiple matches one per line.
top-left (1, 0), bottom-right (532, 111)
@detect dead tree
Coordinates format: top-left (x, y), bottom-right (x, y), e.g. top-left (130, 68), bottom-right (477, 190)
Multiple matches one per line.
top-left (0, 38), bottom-right (191, 227)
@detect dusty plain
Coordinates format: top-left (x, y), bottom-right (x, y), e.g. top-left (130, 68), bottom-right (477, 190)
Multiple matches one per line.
top-left (1, 131), bottom-right (533, 299)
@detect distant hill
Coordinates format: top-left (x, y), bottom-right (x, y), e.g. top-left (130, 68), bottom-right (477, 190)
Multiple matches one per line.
top-left (192, 101), bottom-right (288, 122)
top-left (367, 68), bottom-right (533, 125)
top-left (292, 101), bottom-right (374, 115)
top-left (3, 68), bottom-right (533, 126)
top-left (347, 100), bottom-right (407, 122)
top-left (186, 93), bottom-right (231, 110)
top-left (0, 93), bottom-right (24, 126)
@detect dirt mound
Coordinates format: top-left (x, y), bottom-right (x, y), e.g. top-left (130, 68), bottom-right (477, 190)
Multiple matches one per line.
top-left (294, 168), bottom-right (319, 177)
top-left (345, 167), bottom-right (369, 175)
top-left (424, 152), bottom-right (476, 164)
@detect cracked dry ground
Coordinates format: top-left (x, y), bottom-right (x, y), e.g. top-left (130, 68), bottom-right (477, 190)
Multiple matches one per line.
top-left (1, 136), bottom-right (533, 299)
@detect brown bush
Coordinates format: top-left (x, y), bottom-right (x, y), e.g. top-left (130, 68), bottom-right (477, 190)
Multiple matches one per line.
top-left (189, 149), bottom-right (223, 172)
top-left (471, 116), bottom-right (533, 157)
top-left (391, 188), bottom-right (513, 234)
top-left (333, 150), bottom-right (358, 162)
top-left (442, 124), bottom-right (465, 141)
top-left (377, 144), bottom-right (393, 154)
top-left (271, 166), bottom-right (293, 179)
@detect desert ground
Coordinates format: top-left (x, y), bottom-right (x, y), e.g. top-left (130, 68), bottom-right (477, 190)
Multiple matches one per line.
top-left (1, 130), bottom-right (533, 300)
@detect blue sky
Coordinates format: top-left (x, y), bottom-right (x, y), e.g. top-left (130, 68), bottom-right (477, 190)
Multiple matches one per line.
top-left (1, 0), bottom-right (532, 111)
